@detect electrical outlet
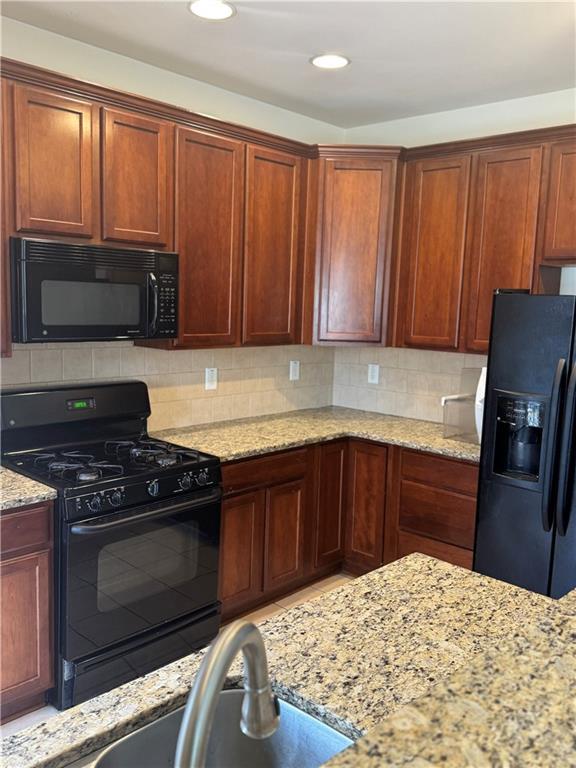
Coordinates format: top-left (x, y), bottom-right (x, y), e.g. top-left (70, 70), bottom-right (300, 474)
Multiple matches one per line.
top-left (204, 367), bottom-right (218, 391)
top-left (367, 363), bottom-right (380, 385)
top-left (289, 360), bottom-right (300, 381)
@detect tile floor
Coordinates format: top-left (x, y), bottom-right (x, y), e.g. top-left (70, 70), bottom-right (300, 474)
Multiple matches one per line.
top-left (1, 573), bottom-right (355, 740)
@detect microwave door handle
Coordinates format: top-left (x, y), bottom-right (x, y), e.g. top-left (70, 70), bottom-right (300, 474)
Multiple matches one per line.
top-left (70, 488), bottom-right (222, 535)
top-left (542, 358), bottom-right (566, 532)
top-left (148, 272), bottom-right (159, 336)
top-left (556, 363), bottom-right (576, 536)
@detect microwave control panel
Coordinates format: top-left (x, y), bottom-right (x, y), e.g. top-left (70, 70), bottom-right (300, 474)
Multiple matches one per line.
top-left (157, 272), bottom-right (178, 336)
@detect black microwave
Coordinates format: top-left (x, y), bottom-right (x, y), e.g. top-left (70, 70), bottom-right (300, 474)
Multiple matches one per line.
top-left (10, 238), bottom-right (178, 343)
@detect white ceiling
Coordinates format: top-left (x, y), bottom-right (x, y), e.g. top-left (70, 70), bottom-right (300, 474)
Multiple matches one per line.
top-left (2, 1), bottom-right (575, 128)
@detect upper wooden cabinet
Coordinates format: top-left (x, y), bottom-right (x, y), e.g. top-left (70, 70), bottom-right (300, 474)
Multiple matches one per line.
top-left (175, 128), bottom-right (244, 347)
top-left (316, 153), bottom-right (399, 343)
top-left (12, 85), bottom-right (97, 238)
top-left (541, 140), bottom-right (576, 262)
top-left (463, 146), bottom-right (542, 352)
top-left (402, 155), bottom-right (471, 350)
top-left (102, 108), bottom-right (173, 247)
top-left (243, 146), bottom-right (302, 345)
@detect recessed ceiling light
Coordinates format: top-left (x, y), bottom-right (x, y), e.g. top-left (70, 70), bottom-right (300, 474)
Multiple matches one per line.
top-left (311, 54), bottom-right (350, 70)
top-left (189, 0), bottom-right (236, 21)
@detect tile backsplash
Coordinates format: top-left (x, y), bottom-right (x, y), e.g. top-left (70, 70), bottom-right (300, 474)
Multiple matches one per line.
top-left (333, 347), bottom-right (488, 423)
top-left (1, 343), bottom-right (334, 431)
top-left (1, 343), bottom-right (486, 430)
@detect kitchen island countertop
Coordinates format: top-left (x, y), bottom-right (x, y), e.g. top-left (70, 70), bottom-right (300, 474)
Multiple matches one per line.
top-left (3, 553), bottom-right (574, 768)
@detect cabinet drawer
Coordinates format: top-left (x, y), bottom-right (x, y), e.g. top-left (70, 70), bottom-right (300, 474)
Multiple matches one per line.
top-left (0, 503), bottom-right (52, 559)
top-left (401, 450), bottom-right (478, 496)
top-left (222, 449), bottom-right (309, 494)
top-left (397, 531), bottom-right (473, 570)
top-left (399, 480), bottom-right (476, 549)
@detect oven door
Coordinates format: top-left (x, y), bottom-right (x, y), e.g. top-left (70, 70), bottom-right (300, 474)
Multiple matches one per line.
top-left (61, 488), bottom-right (221, 661)
top-left (16, 258), bottom-right (152, 342)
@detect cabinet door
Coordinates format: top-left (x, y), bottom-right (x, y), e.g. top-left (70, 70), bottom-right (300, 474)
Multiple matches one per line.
top-left (102, 108), bottom-right (173, 246)
top-left (542, 141), bottom-right (576, 262)
top-left (463, 146), bottom-right (542, 353)
top-left (243, 146), bottom-right (302, 345)
top-left (345, 441), bottom-right (387, 573)
top-left (318, 158), bottom-right (396, 342)
top-left (219, 490), bottom-right (265, 617)
top-left (176, 128), bottom-right (244, 347)
top-left (314, 441), bottom-right (347, 569)
top-left (402, 155), bottom-right (470, 350)
top-left (13, 85), bottom-right (97, 237)
top-left (0, 550), bottom-right (52, 715)
top-left (263, 479), bottom-right (306, 591)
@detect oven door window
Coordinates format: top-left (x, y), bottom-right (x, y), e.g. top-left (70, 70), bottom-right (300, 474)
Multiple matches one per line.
top-left (25, 260), bottom-right (148, 341)
top-left (64, 498), bottom-right (220, 660)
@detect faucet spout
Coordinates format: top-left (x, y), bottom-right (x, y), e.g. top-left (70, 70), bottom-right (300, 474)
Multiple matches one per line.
top-left (174, 620), bottom-right (280, 768)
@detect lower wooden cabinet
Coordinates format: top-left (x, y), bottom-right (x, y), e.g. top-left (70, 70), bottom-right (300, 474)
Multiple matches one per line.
top-left (263, 479), bottom-right (306, 592)
top-left (385, 447), bottom-right (479, 569)
top-left (313, 441), bottom-right (347, 570)
top-left (0, 502), bottom-right (53, 722)
top-left (345, 441), bottom-right (388, 573)
top-left (219, 441), bottom-right (480, 618)
top-left (219, 448), bottom-right (313, 619)
top-left (219, 490), bottom-right (265, 616)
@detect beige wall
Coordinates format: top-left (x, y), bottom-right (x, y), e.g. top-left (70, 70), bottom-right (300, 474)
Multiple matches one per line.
top-left (345, 88), bottom-right (576, 146)
top-left (0, 18), bottom-right (344, 145)
top-left (1, 343), bottom-right (334, 431)
top-left (333, 347), bottom-right (487, 423)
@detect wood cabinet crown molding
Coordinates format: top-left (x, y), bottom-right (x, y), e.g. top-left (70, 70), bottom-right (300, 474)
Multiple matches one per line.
top-left (1, 58), bottom-right (313, 157)
top-left (3, 58), bottom-right (574, 160)
top-left (404, 124), bottom-right (576, 160)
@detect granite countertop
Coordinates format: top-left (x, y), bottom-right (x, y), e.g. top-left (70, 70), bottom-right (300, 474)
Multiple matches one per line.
top-left (0, 466), bottom-right (57, 512)
top-left (156, 406), bottom-right (481, 463)
top-left (4, 554), bottom-right (574, 768)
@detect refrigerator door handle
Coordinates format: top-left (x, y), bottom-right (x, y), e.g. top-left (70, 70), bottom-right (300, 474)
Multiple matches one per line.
top-left (556, 362), bottom-right (576, 536)
top-left (542, 358), bottom-right (566, 532)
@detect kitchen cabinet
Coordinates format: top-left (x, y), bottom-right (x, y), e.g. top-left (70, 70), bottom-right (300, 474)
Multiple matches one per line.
top-left (102, 108), bottom-right (173, 247)
top-left (0, 501), bottom-right (53, 722)
top-left (401, 155), bottom-right (471, 350)
top-left (541, 140), bottom-right (576, 262)
top-left (345, 440), bottom-right (388, 573)
top-left (243, 145), bottom-right (302, 345)
top-left (12, 84), bottom-right (98, 238)
top-left (463, 145), bottom-right (542, 352)
top-left (263, 478), bottom-right (307, 591)
top-left (175, 128), bottom-right (244, 347)
top-left (219, 448), bottom-right (311, 618)
top-left (313, 440), bottom-right (347, 570)
top-left (316, 152), bottom-right (399, 343)
top-left (384, 448), bottom-right (478, 570)
top-left (219, 490), bottom-right (265, 615)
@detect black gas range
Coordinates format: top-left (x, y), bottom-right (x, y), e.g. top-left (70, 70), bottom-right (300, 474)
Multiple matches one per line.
top-left (1, 381), bottom-right (222, 710)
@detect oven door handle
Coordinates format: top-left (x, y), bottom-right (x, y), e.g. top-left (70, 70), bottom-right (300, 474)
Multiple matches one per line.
top-left (70, 488), bottom-right (222, 535)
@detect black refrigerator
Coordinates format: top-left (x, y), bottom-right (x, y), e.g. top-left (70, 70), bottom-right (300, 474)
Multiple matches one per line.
top-left (474, 291), bottom-right (576, 598)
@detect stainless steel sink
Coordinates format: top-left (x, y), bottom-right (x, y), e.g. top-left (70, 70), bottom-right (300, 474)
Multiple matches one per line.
top-left (95, 689), bottom-right (353, 768)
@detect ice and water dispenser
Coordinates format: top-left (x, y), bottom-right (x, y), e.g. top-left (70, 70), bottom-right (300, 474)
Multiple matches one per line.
top-left (493, 396), bottom-right (545, 481)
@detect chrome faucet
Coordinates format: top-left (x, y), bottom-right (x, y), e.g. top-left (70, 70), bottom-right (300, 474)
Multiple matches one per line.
top-left (174, 620), bottom-right (280, 768)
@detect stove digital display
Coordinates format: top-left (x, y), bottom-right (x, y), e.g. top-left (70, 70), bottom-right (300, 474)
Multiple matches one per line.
top-left (66, 398), bottom-right (96, 411)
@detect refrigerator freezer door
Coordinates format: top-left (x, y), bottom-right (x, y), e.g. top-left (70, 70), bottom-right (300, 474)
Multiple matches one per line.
top-left (550, 361), bottom-right (576, 598)
top-left (474, 293), bottom-right (576, 596)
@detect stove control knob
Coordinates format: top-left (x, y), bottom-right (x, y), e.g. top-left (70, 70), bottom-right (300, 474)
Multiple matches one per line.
top-left (196, 469), bottom-right (209, 486)
top-left (109, 489), bottom-right (125, 507)
top-left (179, 474), bottom-right (192, 491)
top-left (88, 495), bottom-right (102, 513)
top-left (148, 479), bottom-right (160, 497)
